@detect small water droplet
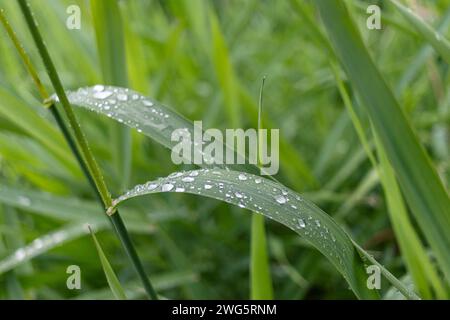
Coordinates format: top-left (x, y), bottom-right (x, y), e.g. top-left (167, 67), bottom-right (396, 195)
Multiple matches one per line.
top-left (117, 93), bottom-right (128, 101)
top-left (190, 171), bottom-right (199, 177)
top-left (182, 177), bottom-right (195, 182)
top-left (238, 173), bottom-right (247, 181)
top-left (93, 85), bottom-right (105, 92)
top-left (315, 220), bottom-right (321, 227)
top-left (235, 192), bottom-right (243, 198)
top-left (175, 187), bottom-right (185, 192)
top-left (204, 184), bottom-right (213, 190)
top-left (145, 183), bottom-right (158, 191)
top-left (298, 218), bottom-right (306, 229)
top-left (143, 100), bottom-right (154, 107)
top-left (93, 91), bottom-right (113, 99)
top-left (162, 183), bottom-right (174, 192)
top-left (275, 195), bottom-right (287, 204)
top-left (18, 196), bottom-right (31, 206)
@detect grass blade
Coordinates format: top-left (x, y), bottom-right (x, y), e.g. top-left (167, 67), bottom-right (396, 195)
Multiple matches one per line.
top-left (89, 226), bottom-right (127, 300)
top-left (109, 169), bottom-right (418, 299)
top-left (332, 66), bottom-right (447, 299)
top-left (90, 0), bottom-right (131, 191)
top-left (315, 0), bottom-right (450, 284)
top-left (250, 77), bottom-right (273, 299)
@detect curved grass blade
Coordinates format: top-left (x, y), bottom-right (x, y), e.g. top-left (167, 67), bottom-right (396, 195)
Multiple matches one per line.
top-left (109, 169), bottom-right (417, 299)
top-left (390, 0), bottom-right (450, 64)
top-left (55, 85), bottom-right (264, 175)
top-left (315, 0), bottom-right (450, 285)
top-left (89, 226), bottom-right (127, 300)
top-left (0, 222), bottom-right (106, 275)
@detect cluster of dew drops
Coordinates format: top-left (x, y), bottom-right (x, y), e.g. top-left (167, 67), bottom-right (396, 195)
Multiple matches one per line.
top-left (115, 169), bottom-right (345, 266)
top-left (62, 85), bottom-right (172, 132)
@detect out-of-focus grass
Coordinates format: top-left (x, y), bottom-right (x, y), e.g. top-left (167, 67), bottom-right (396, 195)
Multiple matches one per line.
top-left (0, 0), bottom-right (448, 299)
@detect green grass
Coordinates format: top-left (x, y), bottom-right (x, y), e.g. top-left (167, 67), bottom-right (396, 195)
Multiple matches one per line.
top-left (0, 0), bottom-right (449, 299)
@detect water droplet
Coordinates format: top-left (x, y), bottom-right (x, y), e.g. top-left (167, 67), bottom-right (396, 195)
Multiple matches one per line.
top-left (235, 192), bottom-right (243, 198)
top-left (298, 218), bottom-right (306, 229)
top-left (18, 196), bottom-right (31, 206)
top-left (143, 100), bottom-right (154, 107)
top-left (204, 184), bottom-right (213, 190)
top-left (93, 84), bottom-right (104, 92)
top-left (182, 177), bottom-right (195, 182)
top-left (255, 178), bottom-right (262, 184)
top-left (238, 173), bottom-right (247, 181)
top-left (145, 183), bottom-right (158, 191)
top-left (117, 93), bottom-right (128, 101)
top-left (189, 171), bottom-right (199, 177)
top-left (162, 183), bottom-right (174, 192)
top-left (93, 91), bottom-right (113, 99)
top-left (315, 220), bottom-right (321, 227)
top-left (175, 187), bottom-right (185, 192)
top-left (275, 195), bottom-right (287, 204)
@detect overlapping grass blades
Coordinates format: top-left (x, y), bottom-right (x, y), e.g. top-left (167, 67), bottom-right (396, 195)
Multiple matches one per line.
top-left (315, 0), bottom-right (450, 285)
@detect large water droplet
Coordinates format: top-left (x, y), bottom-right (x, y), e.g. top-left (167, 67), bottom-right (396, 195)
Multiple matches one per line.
top-left (275, 195), bottom-right (287, 204)
top-left (93, 84), bottom-right (105, 92)
top-left (93, 91), bottom-right (113, 99)
top-left (298, 218), bottom-right (306, 229)
top-left (162, 183), bottom-right (174, 192)
top-left (18, 196), bottom-right (31, 206)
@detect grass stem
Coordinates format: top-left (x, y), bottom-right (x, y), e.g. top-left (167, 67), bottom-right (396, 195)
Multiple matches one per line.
top-left (15, 0), bottom-right (157, 299)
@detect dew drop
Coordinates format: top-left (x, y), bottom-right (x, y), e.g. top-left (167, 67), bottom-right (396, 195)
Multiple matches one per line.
top-left (93, 84), bottom-right (105, 92)
top-left (18, 196), bottom-right (31, 206)
top-left (255, 178), bottom-right (262, 184)
top-left (117, 93), bottom-right (128, 101)
top-left (204, 184), bottom-right (213, 190)
top-left (145, 183), bottom-right (158, 191)
top-left (162, 183), bottom-right (174, 192)
top-left (93, 91), bottom-right (113, 99)
top-left (275, 195), bottom-right (287, 204)
top-left (175, 187), bottom-right (185, 192)
top-left (182, 177), bottom-right (195, 182)
top-left (298, 218), bottom-right (306, 229)
top-left (238, 173), bottom-right (247, 181)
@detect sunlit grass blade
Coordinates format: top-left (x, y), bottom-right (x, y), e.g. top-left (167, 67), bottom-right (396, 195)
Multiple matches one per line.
top-left (91, 0), bottom-right (131, 191)
top-left (315, 0), bottom-right (450, 285)
top-left (89, 226), bottom-right (127, 300)
top-left (109, 168), bottom-right (420, 299)
top-left (390, 0), bottom-right (450, 64)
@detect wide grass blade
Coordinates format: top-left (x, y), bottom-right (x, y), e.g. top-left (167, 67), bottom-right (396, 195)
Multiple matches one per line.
top-left (55, 85), bottom-right (260, 174)
top-left (315, 0), bottom-right (450, 284)
top-left (332, 66), bottom-right (447, 299)
top-left (89, 226), bottom-right (127, 300)
top-left (109, 169), bottom-right (419, 299)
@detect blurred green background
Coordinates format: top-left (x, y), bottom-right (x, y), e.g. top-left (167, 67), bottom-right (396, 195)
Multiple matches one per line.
top-left (0, 0), bottom-right (449, 299)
